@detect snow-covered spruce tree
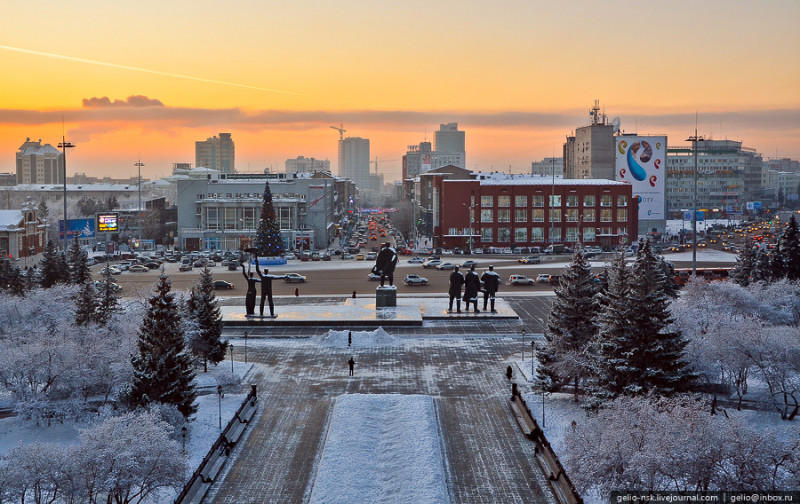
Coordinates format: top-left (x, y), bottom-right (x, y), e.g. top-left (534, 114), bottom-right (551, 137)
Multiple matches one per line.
top-left (74, 281), bottom-right (98, 326)
top-left (124, 273), bottom-right (197, 418)
top-left (186, 267), bottom-right (227, 372)
top-left (752, 248), bottom-right (771, 284)
top-left (39, 239), bottom-right (65, 288)
top-left (253, 181), bottom-right (285, 257)
top-left (732, 242), bottom-right (756, 287)
top-left (658, 255), bottom-right (680, 299)
top-left (591, 252), bottom-right (636, 399)
top-left (67, 236), bottom-right (91, 285)
top-left (95, 259), bottom-right (119, 326)
top-left (780, 215), bottom-right (800, 281)
top-left (626, 239), bottom-right (694, 395)
top-left (539, 246), bottom-right (599, 400)
top-left (23, 265), bottom-right (38, 292)
top-left (769, 241), bottom-right (787, 281)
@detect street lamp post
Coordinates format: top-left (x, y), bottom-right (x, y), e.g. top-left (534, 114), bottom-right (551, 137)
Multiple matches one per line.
top-left (685, 131), bottom-right (704, 277)
top-left (134, 160), bottom-right (144, 251)
top-left (531, 340), bottom-right (535, 379)
top-left (230, 343), bottom-right (234, 373)
top-left (244, 331), bottom-right (248, 364)
top-left (217, 385), bottom-right (224, 430)
top-left (58, 136), bottom-right (75, 252)
top-left (521, 329), bottom-right (526, 361)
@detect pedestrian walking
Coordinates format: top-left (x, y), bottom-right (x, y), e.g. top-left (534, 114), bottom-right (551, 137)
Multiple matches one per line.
top-left (348, 331), bottom-right (352, 347)
top-left (348, 357), bottom-right (355, 376)
top-left (506, 365), bottom-right (513, 381)
top-left (295, 287), bottom-right (299, 297)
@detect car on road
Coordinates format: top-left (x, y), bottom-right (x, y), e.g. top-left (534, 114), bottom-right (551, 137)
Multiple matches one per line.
top-left (100, 266), bottom-right (122, 276)
top-left (404, 274), bottom-right (428, 286)
top-left (536, 273), bottom-right (551, 283)
top-left (459, 260), bottom-right (479, 269)
top-left (342, 253), bottom-right (354, 260)
top-left (408, 257), bottom-right (424, 264)
top-left (518, 255), bottom-right (541, 264)
top-left (355, 254), bottom-right (365, 261)
top-left (93, 280), bottom-right (122, 293)
top-left (367, 272), bottom-right (382, 281)
top-left (129, 264), bottom-right (149, 273)
top-left (422, 259), bottom-right (442, 269)
top-left (213, 280), bottom-right (234, 290)
top-left (436, 262), bottom-right (456, 270)
top-left (509, 274), bottom-right (534, 286)
top-left (366, 252), bottom-right (377, 261)
top-left (284, 273), bottom-right (307, 283)
top-left (144, 261), bottom-right (161, 269)
top-left (179, 263), bottom-right (193, 272)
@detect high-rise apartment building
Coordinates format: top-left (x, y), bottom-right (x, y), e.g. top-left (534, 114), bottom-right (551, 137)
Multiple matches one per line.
top-left (15, 138), bottom-right (63, 185)
top-left (338, 137), bottom-right (370, 190)
top-left (563, 102), bottom-right (616, 180)
top-left (285, 156), bottom-right (331, 174)
top-left (531, 157), bottom-right (563, 177)
top-left (195, 133), bottom-right (235, 174)
top-left (434, 123), bottom-right (466, 169)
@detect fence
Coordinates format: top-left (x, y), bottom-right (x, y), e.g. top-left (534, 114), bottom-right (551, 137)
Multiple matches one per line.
top-left (174, 384), bottom-right (259, 504)
top-left (509, 383), bottom-right (582, 504)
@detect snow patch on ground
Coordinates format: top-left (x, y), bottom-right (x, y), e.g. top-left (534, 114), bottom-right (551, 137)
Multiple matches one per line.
top-left (309, 394), bottom-right (448, 504)
top-left (317, 328), bottom-right (400, 347)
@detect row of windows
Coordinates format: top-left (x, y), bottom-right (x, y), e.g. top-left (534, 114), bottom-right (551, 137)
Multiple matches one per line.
top-left (479, 194), bottom-right (626, 208)
top-left (479, 208), bottom-right (627, 223)
top-left (476, 226), bottom-right (626, 243)
top-left (202, 206), bottom-right (294, 230)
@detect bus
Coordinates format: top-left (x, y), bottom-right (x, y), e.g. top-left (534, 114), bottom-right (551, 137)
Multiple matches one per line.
top-left (674, 267), bottom-right (733, 286)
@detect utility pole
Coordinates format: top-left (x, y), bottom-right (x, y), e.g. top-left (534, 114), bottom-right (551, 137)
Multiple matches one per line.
top-left (135, 159), bottom-right (145, 250)
top-left (686, 130), bottom-right (703, 277)
top-left (58, 134), bottom-right (74, 252)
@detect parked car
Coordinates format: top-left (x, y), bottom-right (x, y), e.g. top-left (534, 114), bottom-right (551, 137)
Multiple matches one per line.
top-left (536, 273), bottom-right (551, 283)
top-left (100, 266), bottom-right (122, 276)
top-left (179, 263), bottom-right (193, 272)
top-left (366, 252), bottom-right (377, 261)
top-left (549, 275), bottom-right (562, 286)
top-left (509, 274), bottom-right (534, 286)
top-left (321, 253), bottom-right (332, 261)
top-left (342, 253), bottom-right (354, 260)
top-left (129, 264), bottom-right (149, 273)
top-left (284, 273), bottom-right (307, 283)
top-left (404, 274), bottom-right (428, 286)
top-left (213, 280), bottom-right (234, 290)
top-left (436, 262), bottom-right (456, 270)
top-left (355, 254), bottom-right (365, 261)
top-left (93, 280), bottom-right (122, 293)
top-left (144, 261), bottom-right (161, 269)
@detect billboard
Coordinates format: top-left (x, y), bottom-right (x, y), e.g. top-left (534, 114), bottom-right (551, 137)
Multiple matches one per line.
top-left (96, 213), bottom-right (119, 233)
top-left (59, 218), bottom-right (96, 240)
top-left (615, 136), bottom-right (667, 220)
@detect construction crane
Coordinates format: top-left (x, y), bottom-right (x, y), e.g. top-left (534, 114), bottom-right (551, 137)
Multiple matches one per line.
top-left (330, 123), bottom-right (346, 141)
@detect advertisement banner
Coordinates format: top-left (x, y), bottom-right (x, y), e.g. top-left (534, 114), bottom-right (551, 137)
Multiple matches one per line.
top-left (59, 218), bottom-right (96, 240)
top-left (615, 136), bottom-right (667, 220)
top-left (96, 213), bottom-right (119, 233)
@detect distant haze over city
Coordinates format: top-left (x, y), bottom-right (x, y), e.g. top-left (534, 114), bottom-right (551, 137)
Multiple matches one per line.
top-left (1, 0), bottom-right (798, 181)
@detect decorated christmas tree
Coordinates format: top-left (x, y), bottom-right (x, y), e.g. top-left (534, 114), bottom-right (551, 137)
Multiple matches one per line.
top-left (253, 182), bottom-right (285, 257)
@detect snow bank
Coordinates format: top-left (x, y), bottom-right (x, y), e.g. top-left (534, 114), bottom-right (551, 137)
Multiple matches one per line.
top-left (317, 328), bottom-right (399, 347)
top-left (309, 394), bottom-right (448, 504)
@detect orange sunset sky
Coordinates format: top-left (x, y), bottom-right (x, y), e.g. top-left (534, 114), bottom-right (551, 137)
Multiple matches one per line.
top-left (1, 0), bottom-right (798, 183)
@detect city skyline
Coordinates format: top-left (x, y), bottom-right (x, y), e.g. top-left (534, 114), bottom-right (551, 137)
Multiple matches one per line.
top-left (1, 0), bottom-right (798, 182)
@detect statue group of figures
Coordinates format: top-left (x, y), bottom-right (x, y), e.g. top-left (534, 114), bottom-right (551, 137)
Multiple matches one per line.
top-left (239, 244), bottom-right (502, 319)
top-left (242, 253), bottom-right (287, 318)
top-left (448, 264), bottom-right (500, 314)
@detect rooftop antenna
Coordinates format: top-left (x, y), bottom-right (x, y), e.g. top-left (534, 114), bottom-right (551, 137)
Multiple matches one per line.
top-left (590, 99), bottom-right (601, 125)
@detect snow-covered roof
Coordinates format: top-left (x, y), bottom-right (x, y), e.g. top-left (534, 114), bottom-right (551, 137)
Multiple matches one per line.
top-left (18, 143), bottom-right (61, 157)
top-left (0, 210), bottom-right (23, 228)
top-left (11, 184), bottom-right (139, 192)
top-left (444, 174), bottom-right (625, 186)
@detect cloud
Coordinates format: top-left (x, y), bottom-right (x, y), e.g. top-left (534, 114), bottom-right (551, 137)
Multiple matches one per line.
top-left (82, 95), bottom-right (164, 108)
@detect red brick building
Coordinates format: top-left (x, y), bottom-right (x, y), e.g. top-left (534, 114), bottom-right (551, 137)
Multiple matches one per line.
top-left (430, 175), bottom-right (637, 250)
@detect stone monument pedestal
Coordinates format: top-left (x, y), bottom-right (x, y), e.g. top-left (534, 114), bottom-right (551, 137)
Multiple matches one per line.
top-left (375, 285), bottom-right (397, 308)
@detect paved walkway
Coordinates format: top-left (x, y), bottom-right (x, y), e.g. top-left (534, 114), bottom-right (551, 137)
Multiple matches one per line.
top-left (208, 297), bottom-right (557, 504)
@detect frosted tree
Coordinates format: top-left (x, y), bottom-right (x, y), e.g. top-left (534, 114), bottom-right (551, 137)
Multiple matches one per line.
top-left (626, 239), bottom-right (694, 395)
top-left (125, 273), bottom-right (197, 418)
top-left (185, 267), bottom-right (227, 372)
top-left (751, 248), bottom-right (771, 283)
top-left (74, 281), bottom-right (99, 326)
top-left (0, 259), bottom-right (25, 297)
top-left (732, 242), bottom-right (756, 286)
top-left (39, 239), bottom-right (67, 288)
top-left (253, 181), bottom-right (285, 257)
top-left (539, 247), bottom-right (599, 400)
top-left (95, 258), bottom-right (120, 326)
top-left (657, 255), bottom-right (679, 298)
top-left (591, 252), bottom-right (636, 399)
top-left (780, 215), bottom-right (800, 281)
top-left (67, 236), bottom-right (91, 285)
